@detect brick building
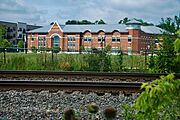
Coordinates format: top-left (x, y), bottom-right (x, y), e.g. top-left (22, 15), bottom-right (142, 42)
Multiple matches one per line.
top-left (27, 20), bottom-right (165, 54)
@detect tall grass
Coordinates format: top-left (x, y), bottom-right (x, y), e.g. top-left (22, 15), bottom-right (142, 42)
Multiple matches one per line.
top-left (0, 52), bottom-right (148, 72)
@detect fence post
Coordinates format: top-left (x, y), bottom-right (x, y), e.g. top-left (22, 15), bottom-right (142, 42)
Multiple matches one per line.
top-left (52, 49), bottom-right (54, 63)
top-left (3, 48), bottom-right (6, 64)
top-left (145, 49), bottom-right (147, 70)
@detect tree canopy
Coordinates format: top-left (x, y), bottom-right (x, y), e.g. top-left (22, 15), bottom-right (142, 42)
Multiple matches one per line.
top-left (17, 40), bottom-right (24, 48)
top-left (0, 25), bottom-right (6, 40)
top-left (0, 39), bottom-right (12, 48)
top-left (118, 17), bottom-right (154, 26)
top-left (65, 19), bottom-right (106, 25)
top-left (157, 14), bottom-right (180, 34)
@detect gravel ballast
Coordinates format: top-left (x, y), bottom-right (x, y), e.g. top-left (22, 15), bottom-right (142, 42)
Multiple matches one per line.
top-left (0, 90), bottom-right (138, 119)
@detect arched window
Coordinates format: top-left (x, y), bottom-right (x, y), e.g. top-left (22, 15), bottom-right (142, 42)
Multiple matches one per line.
top-left (52, 35), bottom-right (60, 47)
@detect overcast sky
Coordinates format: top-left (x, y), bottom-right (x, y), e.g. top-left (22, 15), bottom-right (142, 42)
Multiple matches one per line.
top-left (0, 0), bottom-right (179, 25)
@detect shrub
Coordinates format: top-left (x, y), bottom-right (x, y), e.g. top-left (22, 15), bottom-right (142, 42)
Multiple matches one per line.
top-left (87, 102), bottom-right (99, 114)
top-left (31, 46), bottom-right (37, 53)
top-left (103, 106), bottom-right (117, 120)
top-left (122, 74), bottom-right (180, 120)
top-left (63, 108), bottom-right (76, 120)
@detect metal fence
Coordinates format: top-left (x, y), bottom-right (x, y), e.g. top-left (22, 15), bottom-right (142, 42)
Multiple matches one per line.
top-left (0, 47), bottom-right (152, 72)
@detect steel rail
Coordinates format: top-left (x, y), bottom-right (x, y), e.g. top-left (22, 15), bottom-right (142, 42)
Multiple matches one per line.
top-left (0, 70), bottom-right (180, 77)
top-left (0, 80), bottom-right (142, 93)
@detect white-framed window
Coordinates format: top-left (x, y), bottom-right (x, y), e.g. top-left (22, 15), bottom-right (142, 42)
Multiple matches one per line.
top-left (98, 35), bottom-right (105, 42)
top-left (112, 36), bottom-right (120, 42)
top-left (128, 35), bottom-right (132, 43)
top-left (84, 36), bottom-right (92, 42)
top-left (38, 36), bottom-right (46, 48)
top-left (52, 35), bottom-right (60, 47)
top-left (68, 36), bottom-right (76, 52)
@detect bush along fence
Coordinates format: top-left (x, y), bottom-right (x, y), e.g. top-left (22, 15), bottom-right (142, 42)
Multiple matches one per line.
top-left (0, 47), bottom-right (149, 72)
top-left (0, 47), bottom-right (179, 73)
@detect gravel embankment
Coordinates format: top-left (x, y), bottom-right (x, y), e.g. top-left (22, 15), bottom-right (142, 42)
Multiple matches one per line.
top-left (0, 91), bottom-right (138, 120)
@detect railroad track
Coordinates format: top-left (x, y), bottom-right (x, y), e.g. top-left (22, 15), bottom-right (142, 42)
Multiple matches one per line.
top-left (0, 70), bottom-right (179, 82)
top-left (0, 80), bottom-right (141, 93)
top-left (0, 71), bottom-right (179, 93)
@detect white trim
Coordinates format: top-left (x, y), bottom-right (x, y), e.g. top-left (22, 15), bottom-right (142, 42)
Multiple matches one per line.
top-left (37, 35), bottom-right (46, 37)
top-left (48, 21), bottom-right (63, 33)
top-left (50, 33), bottom-right (61, 38)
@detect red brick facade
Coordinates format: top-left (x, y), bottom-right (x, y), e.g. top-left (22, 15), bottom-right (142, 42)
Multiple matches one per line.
top-left (28, 22), bottom-right (160, 54)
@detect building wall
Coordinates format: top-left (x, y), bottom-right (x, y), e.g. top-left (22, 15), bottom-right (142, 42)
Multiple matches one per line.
top-left (0, 21), bottom-right (42, 47)
top-left (0, 21), bottom-right (17, 44)
top-left (27, 23), bottom-right (161, 54)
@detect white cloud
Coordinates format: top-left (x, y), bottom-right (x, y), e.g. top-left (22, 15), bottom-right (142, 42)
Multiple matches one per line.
top-left (0, 0), bottom-right (179, 25)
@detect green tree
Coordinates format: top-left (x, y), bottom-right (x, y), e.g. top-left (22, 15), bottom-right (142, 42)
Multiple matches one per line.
top-left (65, 20), bottom-right (94, 25)
top-left (173, 29), bottom-right (180, 72)
top-left (122, 74), bottom-right (180, 120)
top-left (0, 39), bottom-right (12, 48)
top-left (118, 17), bottom-right (131, 24)
top-left (155, 35), bottom-right (176, 73)
top-left (98, 19), bottom-right (106, 24)
top-left (0, 25), bottom-right (6, 40)
top-left (114, 49), bottom-right (123, 71)
top-left (158, 14), bottom-right (180, 34)
top-left (17, 40), bottom-right (24, 48)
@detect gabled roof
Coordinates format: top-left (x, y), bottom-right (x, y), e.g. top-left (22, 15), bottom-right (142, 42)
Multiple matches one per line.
top-left (141, 26), bottom-right (166, 34)
top-left (28, 23), bottom-right (128, 33)
top-left (62, 24), bottom-right (128, 33)
top-left (28, 22), bottom-right (166, 35)
top-left (28, 25), bottom-right (51, 33)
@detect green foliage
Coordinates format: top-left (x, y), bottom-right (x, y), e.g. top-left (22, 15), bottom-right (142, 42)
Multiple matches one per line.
top-left (17, 40), bottom-right (24, 48)
top-left (65, 19), bottom-right (106, 25)
top-left (104, 45), bottom-right (112, 53)
top-left (87, 103), bottom-right (99, 114)
top-left (97, 19), bottom-right (106, 24)
top-left (53, 46), bottom-right (60, 53)
top-left (118, 17), bottom-right (153, 26)
top-left (118, 17), bottom-right (131, 24)
top-left (31, 46), bottom-right (37, 53)
top-left (174, 30), bottom-right (180, 53)
top-left (0, 25), bottom-right (6, 40)
top-left (158, 14), bottom-right (180, 34)
top-left (173, 29), bottom-right (180, 72)
top-left (87, 50), bottom-right (111, 72)
top-left (149, 34), bottom-right (178, 73)
top-left (66, 20), bottom-right (94, 25)
top-left (0, 39), bottom-right (12, 48)
top-left (122, 74), bottom-right (180, 120)
top-left (63, 108), bottom-right (77, 120)
top-left (114, 50), bottom-right (123, 71)
top-left (103, 106), bottom-right (117, 120)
